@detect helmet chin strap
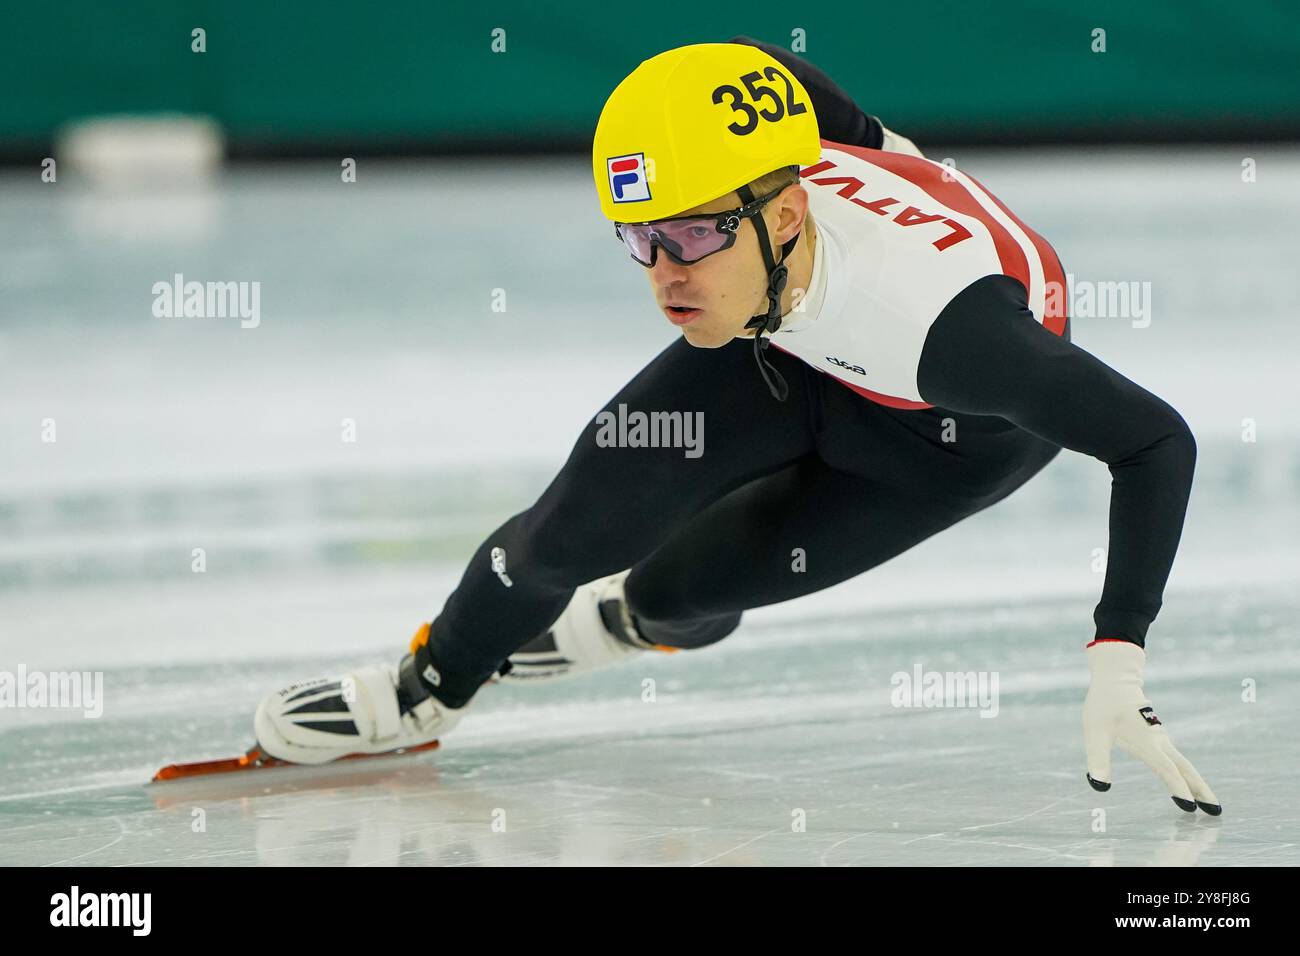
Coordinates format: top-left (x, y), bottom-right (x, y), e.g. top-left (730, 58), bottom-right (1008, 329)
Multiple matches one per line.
top-left (737, 183), bottom-right (800, 402)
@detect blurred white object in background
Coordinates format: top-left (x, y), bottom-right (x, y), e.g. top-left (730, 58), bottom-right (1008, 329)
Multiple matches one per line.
top-left (55, 114), bottom-right (225, 241)
top-left (58, 114), bottom-right (224, 185)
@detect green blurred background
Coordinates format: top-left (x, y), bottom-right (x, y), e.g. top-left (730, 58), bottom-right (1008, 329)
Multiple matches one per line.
top-left (3, 0), bottom-right (1298, 160)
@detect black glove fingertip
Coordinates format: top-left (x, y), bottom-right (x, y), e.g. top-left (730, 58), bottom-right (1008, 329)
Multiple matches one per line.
top-left (1086, 772), bottom-right (1111, 792)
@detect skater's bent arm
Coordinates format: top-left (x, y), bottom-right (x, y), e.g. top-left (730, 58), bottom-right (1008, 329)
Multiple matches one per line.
top-left (916, 274), bottom-right (1196, 647)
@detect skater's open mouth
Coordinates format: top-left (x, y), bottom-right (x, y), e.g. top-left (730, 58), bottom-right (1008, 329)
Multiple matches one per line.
top-left (664, 305), bottom-right (703, 325)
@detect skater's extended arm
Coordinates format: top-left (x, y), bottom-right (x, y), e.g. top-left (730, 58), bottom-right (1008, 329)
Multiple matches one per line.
top-left (918, 274), bottom-right (1219, 815)
top-left (916, 274), bottom-right (1196, 647)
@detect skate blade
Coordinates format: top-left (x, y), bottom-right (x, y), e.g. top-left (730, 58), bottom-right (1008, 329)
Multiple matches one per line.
top-left (150, 738), bottom-right (441, 783)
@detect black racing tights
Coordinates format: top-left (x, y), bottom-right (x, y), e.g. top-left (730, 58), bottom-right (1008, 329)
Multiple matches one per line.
top-left (421, 337), bottom-right (1062, 708)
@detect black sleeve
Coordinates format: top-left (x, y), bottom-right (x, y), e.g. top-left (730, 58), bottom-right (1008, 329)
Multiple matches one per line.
top-left (729, 35), bottom-right (884, 149)
top-left (916, 274), bottom-right (1197, 646)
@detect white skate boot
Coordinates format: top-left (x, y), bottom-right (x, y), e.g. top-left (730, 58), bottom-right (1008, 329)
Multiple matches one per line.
top-left (254, 647), bottom-right (467, 765)
top-left (499, 570), bottom-right (678, 683)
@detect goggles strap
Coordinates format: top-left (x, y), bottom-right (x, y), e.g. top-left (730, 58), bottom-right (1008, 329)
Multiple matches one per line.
top-left (738, 184), bottom-right (800, 402)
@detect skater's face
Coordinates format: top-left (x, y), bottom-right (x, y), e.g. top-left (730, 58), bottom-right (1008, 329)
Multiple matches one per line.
top-left (641, 183), bottom-right (813, 349)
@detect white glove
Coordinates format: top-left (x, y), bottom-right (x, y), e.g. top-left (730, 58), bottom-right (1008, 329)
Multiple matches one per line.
top-left (1082, 640), bottom-right (1221, 814)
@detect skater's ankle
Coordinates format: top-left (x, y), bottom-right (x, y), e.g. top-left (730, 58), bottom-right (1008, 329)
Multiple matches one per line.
top-left (402, 645), bottom-right (475, 711)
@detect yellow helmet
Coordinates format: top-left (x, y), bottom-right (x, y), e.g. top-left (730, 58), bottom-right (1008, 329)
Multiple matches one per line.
top-left (592, 42), bottom-right (822, 223)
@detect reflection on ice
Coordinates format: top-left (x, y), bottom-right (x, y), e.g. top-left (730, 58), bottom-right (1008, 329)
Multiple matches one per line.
top-left (3, 585), bottom-right (1295, 866)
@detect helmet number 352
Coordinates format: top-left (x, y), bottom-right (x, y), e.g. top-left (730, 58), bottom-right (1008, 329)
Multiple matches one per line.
top-left (711, 67), bottom-right (809, 136)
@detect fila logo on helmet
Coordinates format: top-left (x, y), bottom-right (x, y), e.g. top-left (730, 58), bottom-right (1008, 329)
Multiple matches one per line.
top-left (608, 153), bottom-right (652, 204)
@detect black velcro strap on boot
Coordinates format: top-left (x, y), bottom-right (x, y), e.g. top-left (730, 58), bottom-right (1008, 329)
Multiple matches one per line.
top-left (599, 598), bottom-right (655, 650)
top-left (396, 651), bottom-right (432, 716)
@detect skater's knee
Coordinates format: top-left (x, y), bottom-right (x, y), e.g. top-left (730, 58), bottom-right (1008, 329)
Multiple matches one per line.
top-left (508, 506), bottom-right (627, 590)
top-left (634, 608), bottom-right (741, 650)
top-left (625, 574), bottom-right (741, 649)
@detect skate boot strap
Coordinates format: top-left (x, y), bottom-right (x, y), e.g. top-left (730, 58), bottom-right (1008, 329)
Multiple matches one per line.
top-left (397, 651), bottom-right (435, 714)
top-left (350, 663), bottom-right (403, 742)
top-left (598, 596), bottom-right (658, 650)
top-left (597, 598), bottom-right (678, 653)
